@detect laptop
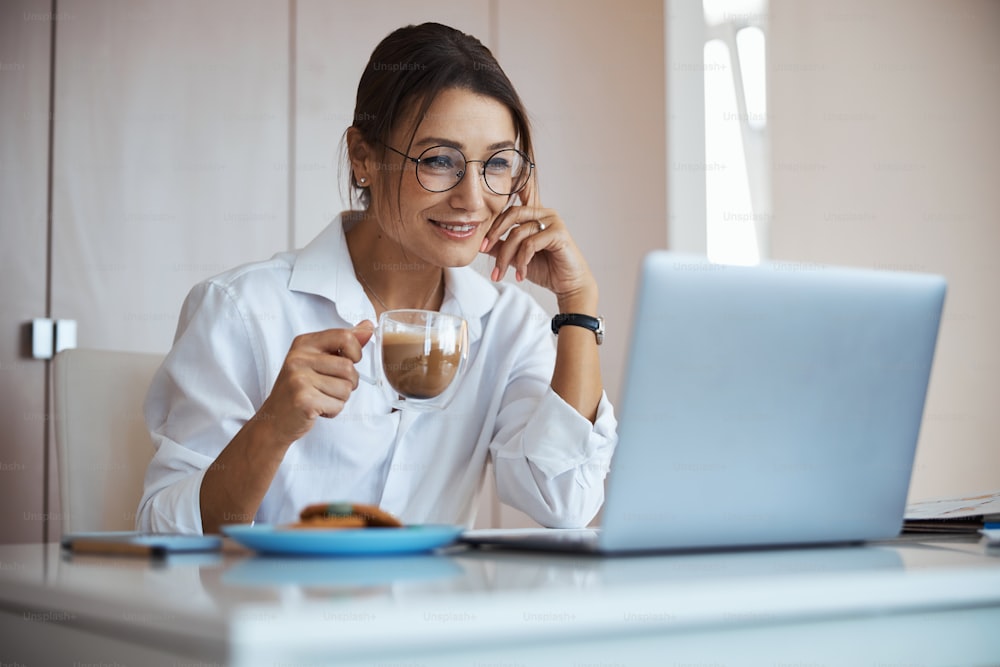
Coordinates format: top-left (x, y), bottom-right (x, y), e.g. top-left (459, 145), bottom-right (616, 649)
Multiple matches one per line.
top-left (463, 252), bottom-right (947, 554)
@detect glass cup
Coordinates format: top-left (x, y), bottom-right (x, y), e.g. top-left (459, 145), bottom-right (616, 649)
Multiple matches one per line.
top-left (374, 309), bottom-right (469, 411)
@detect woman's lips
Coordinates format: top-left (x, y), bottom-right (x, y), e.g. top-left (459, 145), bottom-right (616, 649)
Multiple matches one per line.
top-left (430, 219), bottom-right (480, 238)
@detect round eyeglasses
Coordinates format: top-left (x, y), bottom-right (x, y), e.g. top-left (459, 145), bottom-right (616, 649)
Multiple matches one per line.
top-left (382, 143), bottom-right (534, 196)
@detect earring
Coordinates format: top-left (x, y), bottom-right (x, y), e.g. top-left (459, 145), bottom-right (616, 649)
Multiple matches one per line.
top-left (358, 177), bottom-right (368, 186)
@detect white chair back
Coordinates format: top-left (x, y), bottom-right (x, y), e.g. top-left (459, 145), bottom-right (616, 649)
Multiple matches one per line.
top-left (54, 348), bottom-right (164, 533)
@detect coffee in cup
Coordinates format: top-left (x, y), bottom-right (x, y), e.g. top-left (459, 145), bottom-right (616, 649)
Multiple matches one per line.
top-left (376, 309), bottom-right (469, 410)
top-left (381, 331), bottom-right (462, 399)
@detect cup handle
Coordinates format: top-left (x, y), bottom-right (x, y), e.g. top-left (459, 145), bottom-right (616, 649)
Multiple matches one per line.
top-left (357, 324), bottom-right (379, 386)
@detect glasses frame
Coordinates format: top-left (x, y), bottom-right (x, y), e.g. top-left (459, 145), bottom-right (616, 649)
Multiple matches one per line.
top-left (381, 142), bottom-right (535, 196)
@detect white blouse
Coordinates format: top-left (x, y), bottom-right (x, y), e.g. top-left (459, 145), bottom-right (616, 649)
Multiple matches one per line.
top-left (137, 214), bottom-right (618, 533)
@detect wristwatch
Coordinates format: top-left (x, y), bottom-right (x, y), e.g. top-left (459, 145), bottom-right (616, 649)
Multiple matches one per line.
top-left (551, 313), bottom-right (605, 345)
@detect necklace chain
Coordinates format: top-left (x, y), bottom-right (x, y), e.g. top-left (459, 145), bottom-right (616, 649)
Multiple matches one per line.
top-left (356, 268), bottom-right (442, 312)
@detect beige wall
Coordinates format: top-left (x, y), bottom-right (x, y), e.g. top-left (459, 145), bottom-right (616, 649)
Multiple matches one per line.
top-left (769, 0), bottom-right (1000, 500)
top-left (0, 0), bottom-right (52, 544)
top-left (51, 0), bottom-right (290, 355)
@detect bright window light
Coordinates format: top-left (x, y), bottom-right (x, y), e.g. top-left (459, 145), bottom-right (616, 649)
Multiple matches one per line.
top-left (704, 39), bottom-right (760, 266)
top-left (737, 26), bottom-right (767, 130)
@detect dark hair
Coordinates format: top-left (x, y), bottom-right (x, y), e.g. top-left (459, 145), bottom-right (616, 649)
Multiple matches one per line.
top-left (346, 22), bottom-right (534, 211)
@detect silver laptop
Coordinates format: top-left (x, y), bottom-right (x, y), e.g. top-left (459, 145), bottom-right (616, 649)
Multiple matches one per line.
top-left (463, 252), bottom-right (946, 554)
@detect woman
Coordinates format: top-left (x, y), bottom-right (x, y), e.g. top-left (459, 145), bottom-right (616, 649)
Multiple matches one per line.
top-left (138, 23), bottom-right (617, 534)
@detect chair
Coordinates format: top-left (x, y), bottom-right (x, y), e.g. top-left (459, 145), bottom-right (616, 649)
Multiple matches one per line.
top-left (53, 348), bottom-right (164, 534)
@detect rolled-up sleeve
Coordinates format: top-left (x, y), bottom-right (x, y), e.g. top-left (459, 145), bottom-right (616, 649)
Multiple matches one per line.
top-left (137, 280), bottom-right (265, 534)
top-left (488, 306), bottom-right (618, 528)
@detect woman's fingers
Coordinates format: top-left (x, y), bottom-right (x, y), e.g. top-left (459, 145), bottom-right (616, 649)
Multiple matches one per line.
top-left (486, 206), bottom-right (558, 279)
top-left (483, 203), bottom-right (552, 253)
top-left (511, 222), bottom-right (553, 281)
top-left (260, 327), bottom-right (374, 442)
top-left (489, 217), bottom-right (553, 282)
top-left (306, 375), bottom-right (359, 419)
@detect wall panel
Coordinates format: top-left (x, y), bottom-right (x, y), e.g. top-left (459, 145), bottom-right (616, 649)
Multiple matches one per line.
top-left (0, 0), bottom-right (54, 544)
top-left (45, 0), bottom-right (291, 538)
top-left (51, 0), bottom-right (290, 356)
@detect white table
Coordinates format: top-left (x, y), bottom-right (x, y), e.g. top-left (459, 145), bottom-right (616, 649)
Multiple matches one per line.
top-left (2, 535), bottom-right (999, 666)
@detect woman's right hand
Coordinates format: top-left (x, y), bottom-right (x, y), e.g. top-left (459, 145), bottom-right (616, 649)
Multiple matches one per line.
top-left (256, 321), bottom-right (376, 446)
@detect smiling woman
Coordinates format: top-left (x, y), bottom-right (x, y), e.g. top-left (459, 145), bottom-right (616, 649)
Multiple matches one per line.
top-left (346, 88), bottom-right (522, 273)
top-left (137, 23), bottom-right (618, 536)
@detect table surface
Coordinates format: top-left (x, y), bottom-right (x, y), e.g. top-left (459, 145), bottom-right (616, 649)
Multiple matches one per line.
top-left (2, 534), bottom-right (1000, 666)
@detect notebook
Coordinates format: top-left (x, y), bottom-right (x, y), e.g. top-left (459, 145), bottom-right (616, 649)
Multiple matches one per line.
top-left (463, 252), bottom-right (947, 554)
top-left (903, 490), bottom-right (1000, 533)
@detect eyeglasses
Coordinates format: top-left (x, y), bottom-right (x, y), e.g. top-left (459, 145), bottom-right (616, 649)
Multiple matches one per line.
top-left (382, 143), bottom-right (534, 196)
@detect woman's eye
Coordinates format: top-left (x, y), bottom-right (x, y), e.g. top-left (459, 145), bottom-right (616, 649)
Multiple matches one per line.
top-left (423, 156), bottom-right (456, 171)
top-left (485, 158), bottom-right (511, 173)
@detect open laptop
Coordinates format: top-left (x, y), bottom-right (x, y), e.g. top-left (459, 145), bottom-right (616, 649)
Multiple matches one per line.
top-left (463, 252), bottom-right (947, 554)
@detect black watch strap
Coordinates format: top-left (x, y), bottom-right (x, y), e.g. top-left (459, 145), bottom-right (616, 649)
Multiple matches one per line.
top-left (551, 313), bottom-right (604, 345)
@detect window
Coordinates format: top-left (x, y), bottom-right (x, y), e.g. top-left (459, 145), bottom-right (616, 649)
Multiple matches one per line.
top-left (667, 0), bottom-right (769, 264)
top-left (703, 0), bottom-right (769, 265)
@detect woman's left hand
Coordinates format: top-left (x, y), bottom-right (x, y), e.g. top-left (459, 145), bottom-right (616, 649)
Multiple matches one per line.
top-left (480, 178), bottom-right (597, 307)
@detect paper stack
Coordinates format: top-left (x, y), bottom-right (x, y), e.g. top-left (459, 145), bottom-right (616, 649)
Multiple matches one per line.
top-left (903, 490), bottom-right (1000, 540)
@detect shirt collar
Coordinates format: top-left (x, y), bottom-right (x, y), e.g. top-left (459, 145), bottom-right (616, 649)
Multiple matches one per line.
top-left (287, 214), bottom-right (373, 325)
top-left (288, 213), bottom-right (499, 342)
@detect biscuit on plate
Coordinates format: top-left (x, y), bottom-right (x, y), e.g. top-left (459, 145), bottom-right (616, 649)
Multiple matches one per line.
top-left (284, 515), bottom-right (366, 530)
top-left (294, 502), bottom-right (403, 528)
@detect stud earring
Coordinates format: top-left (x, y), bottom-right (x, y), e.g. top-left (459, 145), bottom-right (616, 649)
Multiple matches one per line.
top-left (358, 177), bottom-right (368, 185)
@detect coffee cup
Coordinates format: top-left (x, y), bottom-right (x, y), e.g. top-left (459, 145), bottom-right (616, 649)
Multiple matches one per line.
top-left (375, 309), bottom-right (468, 410)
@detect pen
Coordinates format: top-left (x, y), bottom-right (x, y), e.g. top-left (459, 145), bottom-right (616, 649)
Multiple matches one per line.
top-left (66, 539), bottom-right (168, 559)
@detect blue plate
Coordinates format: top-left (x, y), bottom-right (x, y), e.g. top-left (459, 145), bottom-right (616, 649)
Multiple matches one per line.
top-left (221, 524), bottom-right (463, 556)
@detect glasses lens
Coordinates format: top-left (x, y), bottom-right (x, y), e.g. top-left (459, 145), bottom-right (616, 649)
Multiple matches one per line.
top-left (483, 149), bottom-right (531, 195)
top-left (413, 146), bottom-right (532, 195)
top-left (415, 146), bottom-right (465, 192)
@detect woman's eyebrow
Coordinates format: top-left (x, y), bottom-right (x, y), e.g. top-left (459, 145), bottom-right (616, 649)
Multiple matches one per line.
top-left (413, 136), bottom-right (516, 151)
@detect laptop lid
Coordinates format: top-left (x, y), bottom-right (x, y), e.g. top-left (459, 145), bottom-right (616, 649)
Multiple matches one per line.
top-left (597, 252), bottom-right (946, 553)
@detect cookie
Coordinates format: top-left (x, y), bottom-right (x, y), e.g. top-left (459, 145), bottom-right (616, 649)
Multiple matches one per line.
top-left (297, 502), bottom-right (404, 528)
top-left (285, 515), bottom-right (366, 530)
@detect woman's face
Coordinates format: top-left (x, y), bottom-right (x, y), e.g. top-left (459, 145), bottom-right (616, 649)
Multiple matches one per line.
top-left (371, 87), bottom-right (519, 268)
